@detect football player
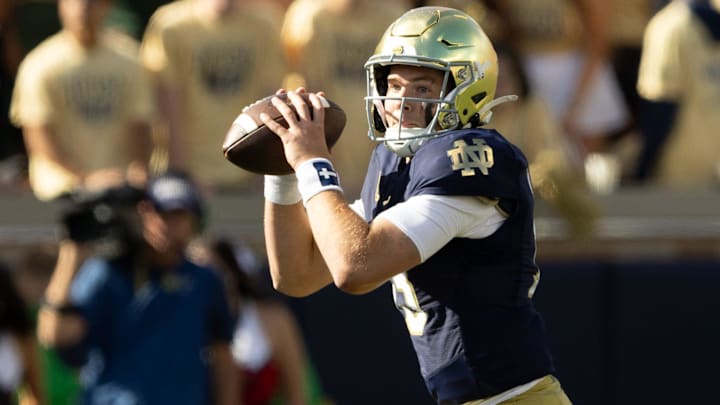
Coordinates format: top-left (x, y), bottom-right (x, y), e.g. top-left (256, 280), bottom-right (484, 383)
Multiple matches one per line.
top-left (260, 7), bottom-right (571, 404)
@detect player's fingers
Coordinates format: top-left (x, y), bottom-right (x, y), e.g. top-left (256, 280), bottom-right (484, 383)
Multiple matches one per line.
top-left (287, 91), bottom-right (311, 121)
top-left (275, 88), bottom-right (287, 95)
top-left (260, 112), bottom-right (288, 136)
top-left (309, 93), bottom-right (325, 124)
top-left (270, 95), bottom-right (299, 125)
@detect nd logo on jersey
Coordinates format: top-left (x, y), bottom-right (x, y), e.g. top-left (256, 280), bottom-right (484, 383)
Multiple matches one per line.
top-left (446, 139), bottom-right (494, 176)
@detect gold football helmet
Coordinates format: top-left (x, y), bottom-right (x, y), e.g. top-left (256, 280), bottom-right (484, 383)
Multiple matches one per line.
top-left (365, 7), bottom-right (513, 157)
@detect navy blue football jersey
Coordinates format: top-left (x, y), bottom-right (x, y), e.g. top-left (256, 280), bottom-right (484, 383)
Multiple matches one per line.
top-left (359, 128), bottom-right (555, 403)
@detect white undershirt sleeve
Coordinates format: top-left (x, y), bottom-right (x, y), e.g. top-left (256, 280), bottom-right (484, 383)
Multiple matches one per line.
top-left (375, 194), bottom-right (507, 263)
top-left (349, 199), bottom-right (365, 217)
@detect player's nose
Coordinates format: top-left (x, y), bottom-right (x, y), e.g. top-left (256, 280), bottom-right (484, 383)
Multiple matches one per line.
top-left (400, 96), bottom-right (417, 112)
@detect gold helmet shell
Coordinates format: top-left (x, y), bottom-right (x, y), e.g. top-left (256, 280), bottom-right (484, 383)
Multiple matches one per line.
top-left (364, 7), bottom-right (499, 156)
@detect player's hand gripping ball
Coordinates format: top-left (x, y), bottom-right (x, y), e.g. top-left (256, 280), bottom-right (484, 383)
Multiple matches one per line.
top-left (222, 93), bottom-right (346, 175)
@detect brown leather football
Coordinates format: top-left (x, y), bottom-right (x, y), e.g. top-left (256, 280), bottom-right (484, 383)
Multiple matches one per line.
top-left (222, 93), bottom-right (346, 175)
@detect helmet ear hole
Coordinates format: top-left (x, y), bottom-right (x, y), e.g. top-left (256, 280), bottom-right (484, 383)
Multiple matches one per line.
top-left (373, 107), bottom-right (386, 132)
top-left (471, 91), bottom-right (487, 104)
top-left (374, 65), bottom-right (390, 96)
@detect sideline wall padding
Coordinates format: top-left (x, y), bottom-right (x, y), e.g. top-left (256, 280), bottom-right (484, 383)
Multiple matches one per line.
top-left (288, 259), bottom-right (720, 405)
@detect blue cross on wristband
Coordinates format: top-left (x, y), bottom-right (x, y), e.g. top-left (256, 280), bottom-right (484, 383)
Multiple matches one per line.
top-left (296, 158), bottom-right (344, 206)
top-left (314, 161), bottom-right (340, 186)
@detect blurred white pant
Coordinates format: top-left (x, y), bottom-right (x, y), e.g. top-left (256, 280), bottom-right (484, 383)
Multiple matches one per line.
top-left (523, 51), bottom-right (629, 137)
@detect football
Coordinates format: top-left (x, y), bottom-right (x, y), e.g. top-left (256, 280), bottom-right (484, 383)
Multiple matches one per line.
top-left (222, 93), bottom-right (346, 175)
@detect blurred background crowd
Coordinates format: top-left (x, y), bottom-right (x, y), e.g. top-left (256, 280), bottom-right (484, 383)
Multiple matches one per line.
top-left (1, 0), bottom-right (719, 404)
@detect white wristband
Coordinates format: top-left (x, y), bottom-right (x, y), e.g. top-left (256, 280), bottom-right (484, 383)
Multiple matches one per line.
top-left (295, 158), bottom-right (343, 206)
top-left (264, 174), bottom-right (302, 205)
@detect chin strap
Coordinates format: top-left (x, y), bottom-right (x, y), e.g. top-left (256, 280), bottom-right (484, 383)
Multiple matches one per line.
top-left (477, 94), bottom-right (519, 125)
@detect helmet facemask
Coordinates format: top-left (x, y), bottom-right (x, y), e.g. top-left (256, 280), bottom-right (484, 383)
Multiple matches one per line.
top-left (365, 57), bottom-right (495, 157)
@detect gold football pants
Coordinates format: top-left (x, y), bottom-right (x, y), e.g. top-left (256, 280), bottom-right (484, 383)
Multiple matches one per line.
top-left (463, 375), bottom-right (572, 405)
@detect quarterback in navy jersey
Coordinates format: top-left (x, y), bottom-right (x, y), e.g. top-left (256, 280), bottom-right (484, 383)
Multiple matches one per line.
top-left (260, 6), bottom-right (572, 405)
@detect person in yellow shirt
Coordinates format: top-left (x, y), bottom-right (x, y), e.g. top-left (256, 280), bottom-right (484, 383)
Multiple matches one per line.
top-left (141, 0), bottom-right (287, 191)
top-left (10, 0), bottom-right (154, 201)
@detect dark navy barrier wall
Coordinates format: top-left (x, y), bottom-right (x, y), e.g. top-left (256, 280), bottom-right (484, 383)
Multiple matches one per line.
top-left (536, 260), bottom-right (720, 405)
top-left (285, 284), bottom-right (435, 404)
top-left (287, 259), bottom-right (720, 405)
top-left (532, 261), bottom-right (611, 405)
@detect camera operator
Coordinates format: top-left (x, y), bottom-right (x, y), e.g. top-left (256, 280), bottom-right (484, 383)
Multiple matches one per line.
top-left (36, 171), bottom-right (237, 405)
